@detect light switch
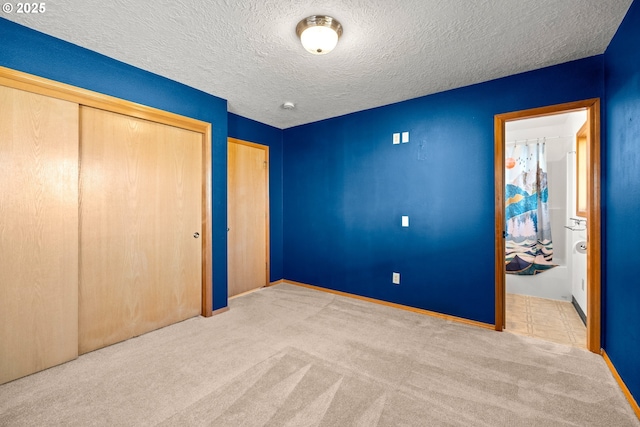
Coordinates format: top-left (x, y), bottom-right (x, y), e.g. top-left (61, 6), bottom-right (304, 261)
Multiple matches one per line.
top-left (402, 216), bottom-right (409, 227)
top-left (402, 132), bottom-right (409, 143)
top-left (392, 272), bottom-right (400, 284)
top-left (393, 133), bottom-right (400, 145)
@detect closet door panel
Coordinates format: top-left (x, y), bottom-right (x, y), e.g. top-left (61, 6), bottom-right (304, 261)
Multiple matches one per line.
top-left (79, 107), bottom-right (202, 354)
top-left (0, 86), bottom-right (79, 384)
top-left (228, 141), bottom-right (268, 297)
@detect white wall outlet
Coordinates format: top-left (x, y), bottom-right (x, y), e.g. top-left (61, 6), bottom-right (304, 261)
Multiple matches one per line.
top-left (392, 272), bottom-right (400, 284)
top-left (393, 133), bottom-right (400, 144)
top-left (402, 215), bottom-right (409, 227)
top-left (402, 132), bottom-right (409, 143)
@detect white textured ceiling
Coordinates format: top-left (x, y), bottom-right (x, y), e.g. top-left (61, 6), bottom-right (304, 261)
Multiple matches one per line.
top-left (3, 0), bottom-right (632, 129)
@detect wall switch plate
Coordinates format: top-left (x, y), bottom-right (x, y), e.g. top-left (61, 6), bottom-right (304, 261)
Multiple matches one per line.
top-left (582, 279), bottom-right (585, 290)
top-left (393, 133), bottom-right (400, 144)
top-left (402, 132), bottom-right (409, 143)
top-left (402, 216), bottom-right (409, 227)
top-left (392, 272), bottom-right (400, 284)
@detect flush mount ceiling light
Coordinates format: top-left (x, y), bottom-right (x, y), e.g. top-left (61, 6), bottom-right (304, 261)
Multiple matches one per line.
top-left (296, 15), bottom-right (343, 55)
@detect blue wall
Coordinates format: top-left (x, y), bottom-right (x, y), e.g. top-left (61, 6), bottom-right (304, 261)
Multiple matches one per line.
top-left (228, 113), bottom-right (284, 281)
top-left (3, 7), bottom-right (638, 407)
top-left (283, 56), bottom-right (604, 325)
top-left (0, 18), bottom-right (230, 311)
top-left (604, 0), bottom-right (640, 405)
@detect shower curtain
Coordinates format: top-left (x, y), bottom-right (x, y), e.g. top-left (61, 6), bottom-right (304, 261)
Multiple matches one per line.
top-left (505, 142), bottom-right (556, 275)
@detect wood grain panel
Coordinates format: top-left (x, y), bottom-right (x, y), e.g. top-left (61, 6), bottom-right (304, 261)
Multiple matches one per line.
top-left (494, 115), bottom-right (506, 331)
top-left (576, 121), bottom-right (588, 217)
top-left (0, 86), bottom-right (79, 384)
top-left (0, 65), bottom-right (213, 318)
top-left (0, 66), bottom-right (209, 133)
top-left (79, 107), bottom-right (202, 354)
top-left (586, 100), bottom-right (602, 354)
top-left (228, 139), bottom-right (268, 297)
top-left (201, 126), bottom-right (213, 317)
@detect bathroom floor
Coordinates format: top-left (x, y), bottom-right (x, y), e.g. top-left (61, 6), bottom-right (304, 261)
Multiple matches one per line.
top-left (505, 293), bottom-right (587, 349)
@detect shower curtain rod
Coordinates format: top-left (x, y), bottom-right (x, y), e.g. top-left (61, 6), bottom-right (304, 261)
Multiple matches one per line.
top-left (506, 135), bottom-right (574, 146)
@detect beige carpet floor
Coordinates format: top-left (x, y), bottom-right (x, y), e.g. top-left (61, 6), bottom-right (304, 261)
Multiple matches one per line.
top-left (0, 283), bottom-right (638, 426)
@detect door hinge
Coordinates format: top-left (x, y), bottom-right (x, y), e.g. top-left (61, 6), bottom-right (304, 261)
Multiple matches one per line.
top-left (502, 231), bottom-right (507, 238)
top-left (263, 161), bottom-right (267, 169)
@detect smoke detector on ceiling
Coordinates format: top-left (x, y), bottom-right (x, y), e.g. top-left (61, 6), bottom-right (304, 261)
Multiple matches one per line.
top-left (282, 102), bottom-right (295, 110)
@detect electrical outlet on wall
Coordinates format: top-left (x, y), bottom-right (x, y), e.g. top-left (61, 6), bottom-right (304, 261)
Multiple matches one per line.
top-left (392, 272), bottom-right (400, 284)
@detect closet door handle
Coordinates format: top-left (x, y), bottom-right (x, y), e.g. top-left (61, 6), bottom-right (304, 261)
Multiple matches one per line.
top-left (193, 232), bottom-right (200, 239)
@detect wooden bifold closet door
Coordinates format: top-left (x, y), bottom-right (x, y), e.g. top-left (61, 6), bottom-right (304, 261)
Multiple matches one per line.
top-left (78, 107), bottom-right (203, 354)
top-left (0, 86), bottom-right (80, 384)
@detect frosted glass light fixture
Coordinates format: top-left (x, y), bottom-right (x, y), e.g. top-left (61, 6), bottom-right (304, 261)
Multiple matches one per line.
top-left (296, 15), bottom-right (343, 55)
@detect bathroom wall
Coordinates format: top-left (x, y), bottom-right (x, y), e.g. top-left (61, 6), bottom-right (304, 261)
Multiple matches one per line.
top-left (563, 113), bottom-right (589, 316)
top-left (566, 141), bottom-right (588, 316)
top-left (505, 111), bottom-right (586, 301)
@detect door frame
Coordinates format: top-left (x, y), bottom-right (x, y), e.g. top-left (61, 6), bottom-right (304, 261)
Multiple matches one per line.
top-left (494, 98), bottom-right (601, 353)
top-left (0, 66), bottom-right (214, 317)
top-left (227, 137), bottom-right (271, 292)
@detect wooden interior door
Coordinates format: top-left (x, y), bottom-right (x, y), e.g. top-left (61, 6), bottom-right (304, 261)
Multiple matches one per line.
top-left (79, 107), bottom-right (202, 354)
top-left (228, 139), bottom-right (269, 297)
top-left (0, 86), bottom-right (79, 384)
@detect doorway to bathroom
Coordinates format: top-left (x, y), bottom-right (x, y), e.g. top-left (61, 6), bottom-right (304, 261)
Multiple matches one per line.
top-left (494, 99), bottom-right (601, 353)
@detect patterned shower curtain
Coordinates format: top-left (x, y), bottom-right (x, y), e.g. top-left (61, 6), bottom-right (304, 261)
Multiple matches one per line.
top-left (505, 142), bottom-right (556, 275)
